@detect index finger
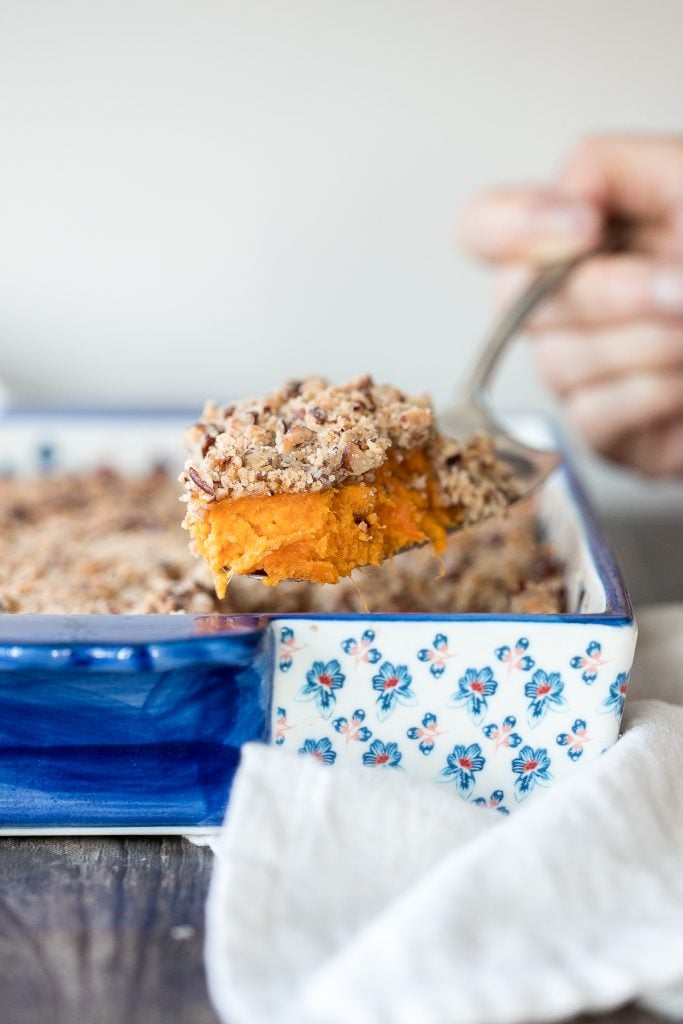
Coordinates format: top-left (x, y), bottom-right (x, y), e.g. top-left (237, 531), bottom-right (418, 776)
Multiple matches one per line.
top-left (459, 187), bottom-right (602, 263)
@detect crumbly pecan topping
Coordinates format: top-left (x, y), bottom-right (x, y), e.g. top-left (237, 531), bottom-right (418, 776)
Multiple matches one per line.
top-left (179, 375), bottom-right (432, 507)
top-left (0, 468), bottom-right (219, 615)
top-left (179, 375), bottom-right (520, 527)
top-left (429, 433), bottom-right (520, 525)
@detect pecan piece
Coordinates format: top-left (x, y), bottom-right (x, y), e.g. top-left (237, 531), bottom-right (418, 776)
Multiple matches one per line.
top-left (341, 442), bottom-right (377, 475)
top-left (188, 466), bottom-right (215, 497)
top-left (201, 434), bottom-right (217, 457)
top-left (279, 424), bottom-right (316, 454)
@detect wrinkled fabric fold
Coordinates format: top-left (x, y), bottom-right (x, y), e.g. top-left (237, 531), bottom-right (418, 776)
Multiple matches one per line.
top-left (204, 606), bottom-right (683, 1024)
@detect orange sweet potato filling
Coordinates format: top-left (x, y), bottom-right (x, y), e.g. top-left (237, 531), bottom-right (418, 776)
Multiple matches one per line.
top-left (187, 449), bottom-right (462, 593)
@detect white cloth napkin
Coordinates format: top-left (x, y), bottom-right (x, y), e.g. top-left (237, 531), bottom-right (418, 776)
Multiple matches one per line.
top-left (204, 605), bottom-right (683, 1024)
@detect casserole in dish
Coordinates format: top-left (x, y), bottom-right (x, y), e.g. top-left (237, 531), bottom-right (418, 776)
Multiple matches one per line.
top-left (0, 411), bottom-right (636, 832)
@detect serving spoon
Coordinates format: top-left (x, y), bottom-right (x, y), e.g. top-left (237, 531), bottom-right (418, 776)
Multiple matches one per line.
top-left (439, 215), bottom-right (630, 490)
top-left (436, 254), bottom-right (580, 492)
top-left (244, 221), bottom-right (626, 580)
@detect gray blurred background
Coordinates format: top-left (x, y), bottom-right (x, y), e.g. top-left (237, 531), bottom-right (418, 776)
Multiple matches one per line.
top-left (0, 0), bottom-right (681, 598)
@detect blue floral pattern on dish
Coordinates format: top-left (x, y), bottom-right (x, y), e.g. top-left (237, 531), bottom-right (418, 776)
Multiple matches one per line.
top-left (449, 667), bottom-right (498, 725)
top-left (474, 789), bottom-right (510, 815)
top-left (298, 737), bottom-right (337, 765)
top-left (332, 709), bottom-right (372, 745)
top-left (278, 626), bottom-right (304, 673)
top-left (362, 739), bottom-right (403, 768)
top-left (512, 745), bottom-right (552, 801)
top-left (341, 629), bottom-right (382, 666)
top-left (482, 715), bottom-right (523, 752)
top-left (417, 633), bottom-right (454, 678)
top-left (525, 669), bottom-right (566, 726)
top-left (495, 637), bottom-right (534, 675)
top-left (274, 706), bottom-right (293, 746)
top-left (570, 640), bottom-right (607, 684)
top-left (297, 659), bottom-right (346, 719)
top-left (272, 614), bottom-right (635, 815)
top-left (406, 712), bottom-right (443, 755)
top-left (372, 661), bottom-right (417, 721)
top-left (556, 718), bottom-right (591, 760)
top-left (601, 672), bottom-right (629, 717)
top-left (437, 742), bottom-right (485, 797)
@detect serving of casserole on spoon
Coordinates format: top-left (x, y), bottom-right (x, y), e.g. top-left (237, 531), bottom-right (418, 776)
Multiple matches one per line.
top-left (179, 375), bottom-right (520, 592)
top-left (179, 230), bottom-right (621, 591)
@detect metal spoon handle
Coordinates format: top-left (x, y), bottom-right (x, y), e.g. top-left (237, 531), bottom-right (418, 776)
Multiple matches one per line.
top-left (460, 256), bottom-right (584, 407)
top-left (460, 216), bottom-right (630, 409)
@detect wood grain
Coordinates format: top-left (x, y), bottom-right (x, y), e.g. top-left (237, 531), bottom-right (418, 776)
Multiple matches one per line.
top-left (0, 838), bottom-right (219, 1024)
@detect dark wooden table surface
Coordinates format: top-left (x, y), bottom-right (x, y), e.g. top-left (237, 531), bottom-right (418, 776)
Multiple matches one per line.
top-left (0, 837), bottom-right (219, 1024)
top-left (1, 510), bottom-right (679, 1024)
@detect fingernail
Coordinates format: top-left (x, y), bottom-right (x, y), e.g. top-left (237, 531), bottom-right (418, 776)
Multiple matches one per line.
top-left (652, 267), bottom-right (683, 314)
top-left (527, 197), bottom-right (599, 242)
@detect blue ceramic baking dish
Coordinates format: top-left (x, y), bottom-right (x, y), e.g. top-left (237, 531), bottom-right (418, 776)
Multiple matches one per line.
top-left (0, 411), bottom-right (636, 833)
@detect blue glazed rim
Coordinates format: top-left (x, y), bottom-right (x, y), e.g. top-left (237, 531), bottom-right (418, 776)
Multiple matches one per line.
top-left (0, 615), bottom-right (271, 670)
top-left (0, 408), bottom-right (634, 667)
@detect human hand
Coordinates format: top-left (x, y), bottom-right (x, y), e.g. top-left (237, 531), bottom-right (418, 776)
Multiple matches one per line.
top-left (460, 136), bottom-right (683, 476)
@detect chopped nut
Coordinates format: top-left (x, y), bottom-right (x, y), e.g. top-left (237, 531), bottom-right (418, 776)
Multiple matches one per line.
top-left (201, 434), bottom-right (216, 457)
top-left (278, 424), bottom-right (316, 454)
top-left (341, 442), bottom-right (379, 475)
top-left (188, 466), bottom-right (215, 497)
